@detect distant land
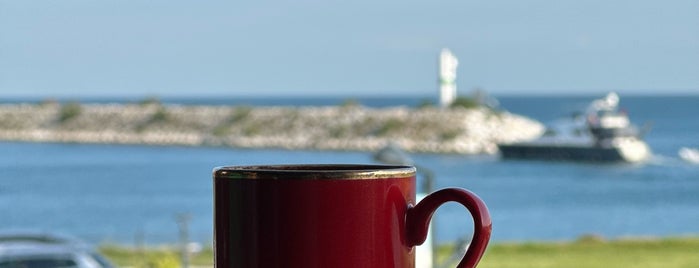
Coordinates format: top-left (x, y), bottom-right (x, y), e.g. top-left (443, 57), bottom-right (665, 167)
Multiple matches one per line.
top-left (0, 99), bottom-right (543, 154)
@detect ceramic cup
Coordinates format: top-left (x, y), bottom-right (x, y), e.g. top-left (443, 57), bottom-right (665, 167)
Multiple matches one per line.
top-left (213, 164), bottom-right (491, 268)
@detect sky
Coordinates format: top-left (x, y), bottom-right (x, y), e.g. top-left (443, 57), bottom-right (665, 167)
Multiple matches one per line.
top-left (1, 0), bottom-right (698, 98)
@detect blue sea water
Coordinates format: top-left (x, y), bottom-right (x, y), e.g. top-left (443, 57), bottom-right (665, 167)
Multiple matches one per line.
top-left (1, 95), bottom-right (698, 245)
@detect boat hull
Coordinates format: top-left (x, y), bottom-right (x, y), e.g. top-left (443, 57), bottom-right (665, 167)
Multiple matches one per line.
top-left (498, 143), bottom-right (629, 162)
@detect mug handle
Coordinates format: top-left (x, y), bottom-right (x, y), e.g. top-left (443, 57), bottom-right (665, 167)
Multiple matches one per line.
top-left (406, 188), bottom-right (492, 268)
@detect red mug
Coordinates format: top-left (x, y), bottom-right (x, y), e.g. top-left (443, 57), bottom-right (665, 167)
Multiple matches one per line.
top-left (213, 164), bottom-right (492, 268)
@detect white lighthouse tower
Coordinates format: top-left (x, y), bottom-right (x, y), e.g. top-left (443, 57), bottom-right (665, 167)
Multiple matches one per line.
top-left (438, 48), bottom-right (458, 108)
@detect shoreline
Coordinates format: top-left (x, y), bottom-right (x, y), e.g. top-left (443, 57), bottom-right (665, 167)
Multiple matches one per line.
top-left (0, 102), bottom-right (544, 154)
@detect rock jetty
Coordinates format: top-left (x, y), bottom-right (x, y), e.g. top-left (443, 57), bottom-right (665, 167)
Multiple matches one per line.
top-left (0, 102), bottom-right (544, 154)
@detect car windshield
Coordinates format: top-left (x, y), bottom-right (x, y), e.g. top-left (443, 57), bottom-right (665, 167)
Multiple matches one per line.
top-left (88, 253), bottom-right (113, 268)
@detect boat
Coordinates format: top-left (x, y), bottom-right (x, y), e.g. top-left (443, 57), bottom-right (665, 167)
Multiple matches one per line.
top-left (678, 147), bottom-right (699, 164)
top-left (497, 92), bottom-right (651, 163)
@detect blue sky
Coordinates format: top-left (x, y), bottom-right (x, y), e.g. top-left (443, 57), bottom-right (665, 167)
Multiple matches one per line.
top-left (1, 0), bottom-right (698, 97)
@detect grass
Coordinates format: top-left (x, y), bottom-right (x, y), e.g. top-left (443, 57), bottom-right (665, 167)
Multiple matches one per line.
top-left (58, 102), bottom-right (82, 123)
top-left (98, 237), bottom-right (699, 268)
top-left (437, 236), bottom-right (699, 268)
top-left (99, 244), bottom-right (213, 268)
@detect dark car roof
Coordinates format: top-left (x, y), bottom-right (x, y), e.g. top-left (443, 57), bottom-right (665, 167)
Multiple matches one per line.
top-left (0, 232), bottom-right (95, 260)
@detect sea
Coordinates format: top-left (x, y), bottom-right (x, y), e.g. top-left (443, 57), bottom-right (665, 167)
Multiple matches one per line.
top-left (1, 95), bottom-right (698, 246)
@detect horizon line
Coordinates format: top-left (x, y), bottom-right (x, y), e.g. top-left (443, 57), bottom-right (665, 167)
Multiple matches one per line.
top-left (2, 91), bottom-right (698, 100)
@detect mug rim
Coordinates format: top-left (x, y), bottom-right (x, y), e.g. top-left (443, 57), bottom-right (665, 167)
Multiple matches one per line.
top-left (214, 164), bottom-right (416, 180)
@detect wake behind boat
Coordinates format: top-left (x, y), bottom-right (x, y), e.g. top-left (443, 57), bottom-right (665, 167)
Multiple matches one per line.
top-left (497, 93), bottom-right (651, 163)
top-left (678, 147), bottom-right (699, 164)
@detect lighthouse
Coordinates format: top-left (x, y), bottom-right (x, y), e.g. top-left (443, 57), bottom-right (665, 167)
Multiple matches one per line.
top-left (438, 48), bottom-right (458, 108)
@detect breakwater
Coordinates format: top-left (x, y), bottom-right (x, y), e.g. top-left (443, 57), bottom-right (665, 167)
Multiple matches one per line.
top-left (0, 102), bottom-right (543, 154)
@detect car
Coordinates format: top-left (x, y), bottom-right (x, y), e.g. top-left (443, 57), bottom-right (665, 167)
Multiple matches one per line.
top-left (0, 231), bottom-right (115, 268)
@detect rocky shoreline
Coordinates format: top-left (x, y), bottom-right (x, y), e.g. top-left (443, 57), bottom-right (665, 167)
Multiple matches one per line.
top-left (0, 102), bottom-right (544, 154)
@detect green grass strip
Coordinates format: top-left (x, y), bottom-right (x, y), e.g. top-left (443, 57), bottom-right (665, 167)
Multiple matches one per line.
top-left (98, 236), bottom-right (699, 268)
